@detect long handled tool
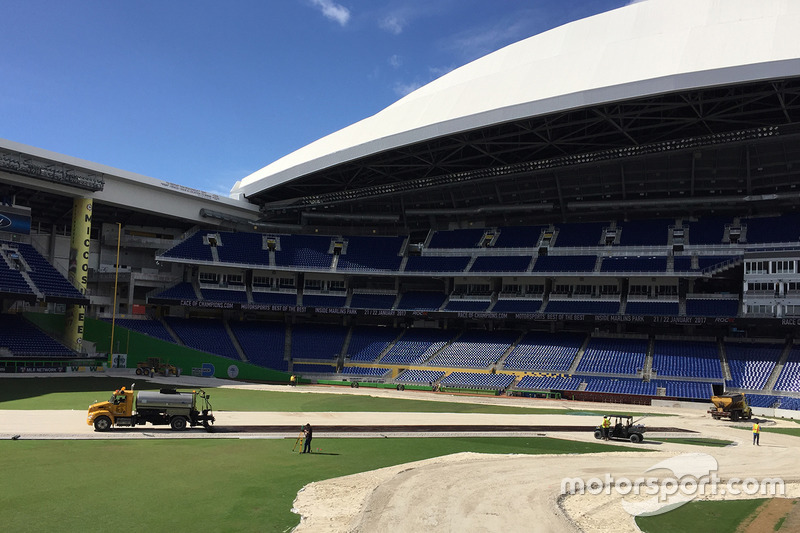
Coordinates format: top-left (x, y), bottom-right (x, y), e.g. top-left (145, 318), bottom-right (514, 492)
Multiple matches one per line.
top-left (292, 431), bottom-right (305, 452)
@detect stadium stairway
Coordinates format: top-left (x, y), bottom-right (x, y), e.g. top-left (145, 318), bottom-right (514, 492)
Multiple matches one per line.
top-left (763, 340), bottom-right (794, 392)
top-left (566, 336), bottom-right (591, 374)
top-left (224, 319), bottom-right (249, 362)
top-left (160, 318), bottom-right (182, 344)
top-left (642, 337), bottom-right (654, 378)
top-left (718, 340), bottom-right (733, 381)
top-left (494, 331), bottom-right (526, 369)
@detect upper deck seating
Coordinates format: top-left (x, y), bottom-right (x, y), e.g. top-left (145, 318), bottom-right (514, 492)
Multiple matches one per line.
top-left (404, 256), bottom-right (471, 273)
top-left (743, 214), bottom-right (800, 244)
top-left (0, 314), bottom-right (75, 356)
top-left (346, 326), bottom-right (399, 362)
top-left (545, 300), bottom-right (620, 314)
top-left (600, 256), bottom-right (667, 273)
top-left (290, 324), bottom-right (348, 361)
top-left (427, 228), bottom-right (485, 249)
top-left (15, 243), bottom-right (84, 301)
top-left (379, 329), bottom-right (454, 365)
top-left (160, 232), bottom-right (213, 262)
top-left (686, 217), bottom-right (731, 245)
top-left (165, 317), bottom-right (239, 359)
top-left (502, 331), bottom-right (583, 372)
top-left (576, 337), bottom-right (648, 375)
top-left (337, 235), bottom-right (405, 272)
top-left (228, 321), bottom-right (287, 370)
top-left (552, 222), bottom-right (604, 247)
top-left (396, 291), bottom-right (446, 311)
top-left (651, 339), bottom-right (722, 379)
top-left (617, 219), bottom-right (671, 246)
top-left (532, 255), bottom-right (597, 272)
top-left (492, 298), bottom-right (543, 313)
top-left (774, 346), bottom-right (800, 392)
top-left (214, 232), bottom-right (271, 265)
top-left (469, 255), bottom-right (532, 272)
top-left (493, 225), bottom-right (547, 248)
top-left (349, 293), bottom-right (396, 309)
top-left (426, 330), bottom-right (518, 368)
top-left (725, 342), bottom-right (783, 390)
top-left (274, 235), bottom-right (332, 269)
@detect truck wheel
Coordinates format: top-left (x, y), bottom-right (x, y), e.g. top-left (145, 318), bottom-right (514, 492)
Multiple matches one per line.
top-left (93, 416), bottom-right (112, 432)
top-left (630, 433), bottom-right (642, 444)
top-left (731, 412), bottom-right (739, 422)
top-left (594, 430), bottom-right (603, 440)
top-left (170, 417), bottom-right (188, 431)
top-left (135, 368), bottom-right (142, 375)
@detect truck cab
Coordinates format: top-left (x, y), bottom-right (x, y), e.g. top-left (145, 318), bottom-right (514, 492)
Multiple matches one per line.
top-left (87, 387), bottom-right (134, 431)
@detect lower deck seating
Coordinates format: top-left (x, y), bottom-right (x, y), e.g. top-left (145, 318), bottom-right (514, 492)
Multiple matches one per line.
top-left (439, 372), bottom-right (516, 390)
top-left (0, 314), bottom-right (74, 356)
top-left (395, 369), bottom-right (445, 383)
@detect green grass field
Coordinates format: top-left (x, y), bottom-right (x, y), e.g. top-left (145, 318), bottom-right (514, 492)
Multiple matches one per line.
top-left (636, 498), bottom-right (767, 533)
top-left (0, 436), bottom-right (630, 532)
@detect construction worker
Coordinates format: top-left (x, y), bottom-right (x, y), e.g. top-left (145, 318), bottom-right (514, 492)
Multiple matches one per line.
top-left (601, 415), bottom-right (611, 440)
top-left (753, 422), bottom-right (760, 445)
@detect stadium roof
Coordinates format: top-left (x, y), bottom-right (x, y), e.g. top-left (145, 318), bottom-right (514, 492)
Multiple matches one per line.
top-left (232, 0), bottom-right (800, 214)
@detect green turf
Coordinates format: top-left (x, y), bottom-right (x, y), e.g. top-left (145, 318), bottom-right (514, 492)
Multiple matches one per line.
top-left (649, 437), bottom-right (734, 447)
top-left (636, 498), bottom-right (768, 533)
top-left (0, 377), bottom-right (659, 418)
top-left (0, 436), bottom-right (636, 532)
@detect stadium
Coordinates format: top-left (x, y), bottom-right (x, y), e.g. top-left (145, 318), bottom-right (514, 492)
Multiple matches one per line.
top-left (3, 0), bottom-right (800, 531)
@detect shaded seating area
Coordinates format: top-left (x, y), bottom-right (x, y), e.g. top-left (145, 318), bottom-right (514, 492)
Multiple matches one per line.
top-left (164, 317), bottom-right (240, 360)
top-left (229, 321), bottom-right (287, 370)
top-left (0, 314), bottom-right (75, 357)
top-left (346, 326), bottom-right (399, 362)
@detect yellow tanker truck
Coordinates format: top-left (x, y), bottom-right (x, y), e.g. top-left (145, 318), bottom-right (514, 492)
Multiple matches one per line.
top-left (87, 386), bottom-right (214, 431)
top-left (708, 393), bottom-right (752, 421)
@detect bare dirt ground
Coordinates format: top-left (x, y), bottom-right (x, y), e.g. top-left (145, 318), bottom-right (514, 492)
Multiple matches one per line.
top-left (2, 373), bottom-right (799, 532)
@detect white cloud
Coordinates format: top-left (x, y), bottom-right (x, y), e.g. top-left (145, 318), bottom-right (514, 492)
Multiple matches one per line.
top-left (310, 0), bottom-right (351, 26)
top-left (388, 54), bottom-right (402, 69)
top-left (380, 14), bottom-right (405, 35)
top-left (393, 81), bottom-right (422, 97)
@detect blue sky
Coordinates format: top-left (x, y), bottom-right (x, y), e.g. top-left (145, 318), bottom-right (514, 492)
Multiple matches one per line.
top-left (0, 0), bottom-right (631, 196)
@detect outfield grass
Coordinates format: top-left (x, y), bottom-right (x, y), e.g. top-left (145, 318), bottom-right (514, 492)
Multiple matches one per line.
top-left (0, 377), bottom-right (660, 418)
top-left (636, 498), bottom-right (767, 533)
top-left (0, 436), bottom-right (636, 532)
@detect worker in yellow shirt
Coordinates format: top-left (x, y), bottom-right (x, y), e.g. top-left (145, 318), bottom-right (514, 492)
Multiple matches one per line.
top-left (752, 422), bottom-right (760, 446)
top-left (601, 415), bottom-right (611, 440)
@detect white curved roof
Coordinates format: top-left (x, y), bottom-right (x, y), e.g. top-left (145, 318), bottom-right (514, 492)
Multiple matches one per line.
top-left (232, 0), bottom-right (800, 198)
